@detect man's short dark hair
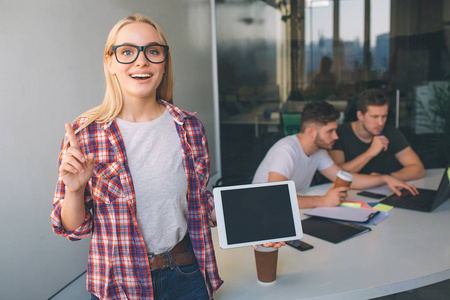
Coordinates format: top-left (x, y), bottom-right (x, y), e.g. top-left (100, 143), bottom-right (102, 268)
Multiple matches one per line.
top-left (299, 101), bottom-right (340, 133)
top-left (356, 89), bottom-right (390, 114)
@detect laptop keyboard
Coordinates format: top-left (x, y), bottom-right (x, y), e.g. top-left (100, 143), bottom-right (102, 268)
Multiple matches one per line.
top-left (400, 190), bottom-right (429, 209)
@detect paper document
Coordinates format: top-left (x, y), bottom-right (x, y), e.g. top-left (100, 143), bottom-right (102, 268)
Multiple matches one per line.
top-left (364, 185), bottom-right (393, 195)
top-left (364, 181), bottom-right (414, 196)
top-left (305, 206), bottom-right (379, 223)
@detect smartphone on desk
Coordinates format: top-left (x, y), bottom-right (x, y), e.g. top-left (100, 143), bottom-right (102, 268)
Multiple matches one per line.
top-left (286, 240), bottom-right (314, 252)
top-left (357, 191), bottom-right (387, 199)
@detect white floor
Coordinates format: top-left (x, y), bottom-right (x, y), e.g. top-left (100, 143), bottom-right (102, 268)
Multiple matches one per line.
top-left (49, 272), bottom-right (450, 299)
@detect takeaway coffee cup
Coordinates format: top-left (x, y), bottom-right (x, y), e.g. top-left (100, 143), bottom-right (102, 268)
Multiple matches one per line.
top-left (335, 170), bottom-right (354, 188)
top-left (254, 246), bottom-right (278, 283)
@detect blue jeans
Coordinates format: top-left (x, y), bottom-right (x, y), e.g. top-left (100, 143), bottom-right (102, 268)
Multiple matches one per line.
top-left (90, 244), bottom-right (208, 300)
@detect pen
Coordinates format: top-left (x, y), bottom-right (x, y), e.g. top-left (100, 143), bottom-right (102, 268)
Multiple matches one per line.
top-left (379, 130), bottom-right (388, 151)
top-left (368, 211), bottom-right (379, 219)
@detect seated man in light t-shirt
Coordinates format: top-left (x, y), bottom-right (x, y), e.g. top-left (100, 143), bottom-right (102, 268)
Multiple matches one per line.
top-left (253, 101), bottom-right (418, 209)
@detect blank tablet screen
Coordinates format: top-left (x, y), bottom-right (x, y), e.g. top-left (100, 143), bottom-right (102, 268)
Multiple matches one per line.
top-left (220, 184), bottom-right (296, 245)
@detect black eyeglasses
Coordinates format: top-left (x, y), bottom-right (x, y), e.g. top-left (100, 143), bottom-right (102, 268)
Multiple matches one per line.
top-left (111, 44), bottom-right (169, 64)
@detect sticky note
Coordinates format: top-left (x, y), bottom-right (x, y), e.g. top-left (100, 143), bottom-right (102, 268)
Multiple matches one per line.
top-left (361, 203), bottom-right (373, 209)
top-left (340, 202), bottom-right (361, 208)
top-left (373, 203), bottom-right (393, 212)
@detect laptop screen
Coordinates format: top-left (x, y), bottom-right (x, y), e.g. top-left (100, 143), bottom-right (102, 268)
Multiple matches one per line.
top-left (432, 166), bottom-right (450, 210)
top-left (213, 181), bottom-right (303, 249)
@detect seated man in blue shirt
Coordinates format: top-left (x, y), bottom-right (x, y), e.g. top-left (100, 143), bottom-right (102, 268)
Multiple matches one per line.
top-left (329, 89), bottom-right (424, 181)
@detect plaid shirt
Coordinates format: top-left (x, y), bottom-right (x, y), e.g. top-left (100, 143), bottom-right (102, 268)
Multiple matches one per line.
top-left (51, 100), bottom-right (223, 299)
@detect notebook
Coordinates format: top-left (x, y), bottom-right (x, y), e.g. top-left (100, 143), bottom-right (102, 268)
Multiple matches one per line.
top-left (304, 206), bottom-right (379, 223)
top-left (213, 180), bottom-right (303, 249)
top-left (380, 165), bottom-right (450, 212)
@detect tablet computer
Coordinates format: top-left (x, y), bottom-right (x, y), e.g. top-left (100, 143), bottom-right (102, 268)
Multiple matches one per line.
top-left (213, 180), bottom-right (303, 249)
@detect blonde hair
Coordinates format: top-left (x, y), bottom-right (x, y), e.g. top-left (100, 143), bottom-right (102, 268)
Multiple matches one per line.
top-left (74, 14), bottom-right (173, 133)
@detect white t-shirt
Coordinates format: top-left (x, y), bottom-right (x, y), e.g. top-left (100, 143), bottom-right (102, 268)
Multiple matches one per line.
top-left (116, 109), bottom-right (188, 255)
top-left (252, 135), bottom-right (334, 194)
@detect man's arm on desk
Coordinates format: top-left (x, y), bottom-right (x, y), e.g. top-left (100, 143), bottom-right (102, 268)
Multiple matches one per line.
top-left (329, 146), bottom-right (425, 181)
top-left (390, 146), bottom-right (425, 181)
top-left (319, 163), bottom-right (419, 196)
top-left (268, 171), bottom-right (348, 209)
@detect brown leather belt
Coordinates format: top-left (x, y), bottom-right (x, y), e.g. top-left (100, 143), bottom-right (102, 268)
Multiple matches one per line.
top-left (148, 235), bottom-right (197, 271)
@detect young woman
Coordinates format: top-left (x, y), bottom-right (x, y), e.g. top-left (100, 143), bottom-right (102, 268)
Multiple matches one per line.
top-left (51, 14), bottom-right (222, 299)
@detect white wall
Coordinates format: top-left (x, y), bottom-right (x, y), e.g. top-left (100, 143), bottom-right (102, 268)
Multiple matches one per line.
top-left (0, 1), bottom-right (218, 299)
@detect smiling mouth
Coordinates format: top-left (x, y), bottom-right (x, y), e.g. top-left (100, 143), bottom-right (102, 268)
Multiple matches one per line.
top-left (131, 74), bottom-right (152, 80)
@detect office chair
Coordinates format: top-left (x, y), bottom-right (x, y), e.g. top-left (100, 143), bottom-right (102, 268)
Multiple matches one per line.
top-left (280, 112), bottom-right (302, 136)
top-left (213, 176), bottom-right (254, 188)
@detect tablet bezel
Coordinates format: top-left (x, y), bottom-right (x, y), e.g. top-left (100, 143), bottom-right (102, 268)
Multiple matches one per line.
top-left (213, 180), bottom-right (303, 249)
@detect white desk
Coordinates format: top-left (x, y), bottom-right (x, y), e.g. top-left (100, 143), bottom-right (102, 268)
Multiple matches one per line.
top-left (220, 104), bottom-right (280, 126)
top-left (213, 168), bottom-right (450, 299)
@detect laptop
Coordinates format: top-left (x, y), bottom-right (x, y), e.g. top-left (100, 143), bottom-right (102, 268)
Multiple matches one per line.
top-left (380, 165), bottom-right (450, 212)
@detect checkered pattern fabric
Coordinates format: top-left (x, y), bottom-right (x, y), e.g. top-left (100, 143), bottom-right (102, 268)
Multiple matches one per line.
top-left (51, 100), bottom-right (223, 299)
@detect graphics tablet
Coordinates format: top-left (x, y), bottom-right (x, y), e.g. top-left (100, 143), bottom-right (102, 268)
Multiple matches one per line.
top-left (213, 180), bottom-right (303, 249)
top-left (301, 217), bottom-right (371, 244)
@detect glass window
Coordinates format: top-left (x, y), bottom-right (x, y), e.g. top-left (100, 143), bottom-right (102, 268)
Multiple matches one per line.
top-left (339, 0), bottom-right (364, 79)
top-left (304, 0), bottom-right (334, 100)
top-left (216, 0), bottom-right (283, 184)
top-left (215, 0), bottom-right (450, 184)
top-left (370, 0), bottom-right (390, 77)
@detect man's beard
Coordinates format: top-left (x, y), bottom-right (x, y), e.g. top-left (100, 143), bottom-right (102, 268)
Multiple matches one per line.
top-left (315, 135), bottom-right (333, 150)
top-left (362, 122), bottom-right (380, 137)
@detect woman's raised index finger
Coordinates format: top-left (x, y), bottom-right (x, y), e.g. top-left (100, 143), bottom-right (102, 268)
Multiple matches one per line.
top-left (65, 123), bottom-right (80, 148)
